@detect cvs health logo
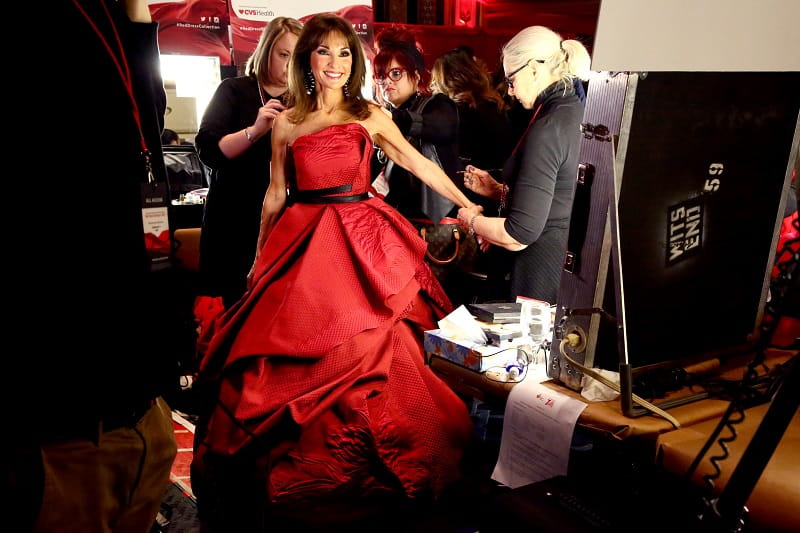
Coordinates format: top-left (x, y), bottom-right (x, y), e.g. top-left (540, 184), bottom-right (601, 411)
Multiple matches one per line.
top-left (230, 0), bottom-right (274, 21)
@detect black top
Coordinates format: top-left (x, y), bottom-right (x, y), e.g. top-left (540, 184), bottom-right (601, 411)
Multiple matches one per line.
top-left (486, 81), bottom-right (585, 304)
top-left (455, 98), bottom-right (514, 214)
top-left (18, 1), bottom-right (179, 434)
top-left (195, 76), bottom-right (278, 306)
top-left (456, 99), bottom-right (513, 170)
top-left (383, 92), bottom-right (462, 222)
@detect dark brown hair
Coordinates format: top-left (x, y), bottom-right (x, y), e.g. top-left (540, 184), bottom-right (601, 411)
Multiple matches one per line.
top-left (286, 13), bottom-right (370, 123)
top-left (431, 48), bottom-right (506, 110)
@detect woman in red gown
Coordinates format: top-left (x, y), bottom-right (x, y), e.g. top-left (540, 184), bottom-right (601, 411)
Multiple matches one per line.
top-left (192, 13), bottom-right (483, 531)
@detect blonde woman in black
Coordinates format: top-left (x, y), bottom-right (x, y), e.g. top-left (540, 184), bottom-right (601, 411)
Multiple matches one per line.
top-left (196, 17), bottom-right (302, 308)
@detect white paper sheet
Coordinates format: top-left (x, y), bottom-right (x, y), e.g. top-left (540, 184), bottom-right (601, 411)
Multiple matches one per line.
top-left (491, 380), bottom-right (588, 489)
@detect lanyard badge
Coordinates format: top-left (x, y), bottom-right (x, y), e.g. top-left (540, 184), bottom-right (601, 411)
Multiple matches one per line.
top-left (141, 180), bottom-right (171, 270)
top-left (75, 0), bottom-right (172, 270)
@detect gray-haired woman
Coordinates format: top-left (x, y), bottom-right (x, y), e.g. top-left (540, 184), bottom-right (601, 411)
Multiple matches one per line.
top-left (458, 25), bottom-right (591, 304)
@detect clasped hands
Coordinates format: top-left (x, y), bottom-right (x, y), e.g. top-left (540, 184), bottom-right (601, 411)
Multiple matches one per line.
top-left (457, 202), bottom-right (490, 252)
top-left (459, 164), bottom-right (493, 229)
top-left (459, 164), bottom-right (498, 251)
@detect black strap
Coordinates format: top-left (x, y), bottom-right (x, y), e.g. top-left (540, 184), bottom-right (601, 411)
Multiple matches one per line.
top-left (407, 94), bottom-right (432, 137)
top-left (291, 184), bottom-right (368, 204)
top-left (293, 193), bottom-right (369, 204)
top-left (297, 184), bottom-right (352, 195)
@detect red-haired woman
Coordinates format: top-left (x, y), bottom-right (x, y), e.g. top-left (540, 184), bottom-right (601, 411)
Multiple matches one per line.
top-left (372, 26), bottom-right (463, 223)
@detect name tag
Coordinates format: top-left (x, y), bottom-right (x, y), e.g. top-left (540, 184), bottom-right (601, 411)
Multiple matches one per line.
top-left (141, 182), bottom-right (171, 270)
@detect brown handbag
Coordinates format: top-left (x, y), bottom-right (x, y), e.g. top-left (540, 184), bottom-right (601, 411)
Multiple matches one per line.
top-left (413, 217), bottom-right (479, 283)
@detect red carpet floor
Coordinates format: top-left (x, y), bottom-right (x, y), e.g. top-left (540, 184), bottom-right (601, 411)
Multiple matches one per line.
top-left (152, 411), bottom-right (200, 532)
top-left (170, 411), bottom-right (195, 499)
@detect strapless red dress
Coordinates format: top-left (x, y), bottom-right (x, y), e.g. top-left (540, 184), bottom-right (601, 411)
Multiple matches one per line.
top-left (193, 123), bottom-right (475, 506)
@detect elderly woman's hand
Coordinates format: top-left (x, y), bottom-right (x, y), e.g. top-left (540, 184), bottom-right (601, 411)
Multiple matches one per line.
top-left (457, 204), bottom-right (482, 233)
top-left (462, 165), bottom-right (498, 198)
top-left (458, 205), bottom-right (491, 252)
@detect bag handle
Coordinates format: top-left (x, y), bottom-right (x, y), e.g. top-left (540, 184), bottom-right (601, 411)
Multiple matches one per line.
top-left (420, 225), bottom-right (461, 265)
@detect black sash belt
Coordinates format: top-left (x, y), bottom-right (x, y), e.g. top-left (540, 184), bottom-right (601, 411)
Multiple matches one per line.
top-left (291, 183), bottom-right (369, 204)
top-left (293, 193), bottom-right (369, 204)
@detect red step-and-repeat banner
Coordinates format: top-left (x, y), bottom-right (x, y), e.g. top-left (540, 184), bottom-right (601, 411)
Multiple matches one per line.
top-left (148, 0), bottom-right (231, 65)
top-left (148, 1), bottom-right (374, 67)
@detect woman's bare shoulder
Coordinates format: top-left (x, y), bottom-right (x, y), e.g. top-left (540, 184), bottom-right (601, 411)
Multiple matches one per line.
top-left (273, 110), bottom-right (294, 141)
top-left (360, 103), bottom-right (393, 137)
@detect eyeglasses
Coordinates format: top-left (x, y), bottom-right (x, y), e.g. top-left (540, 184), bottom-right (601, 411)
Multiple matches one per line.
top-left (374, 68), bottom-right (407, 86)
top-left (503, 61), bottom-right (530, 89)
top-left (504, 59), bottom-right (545, 89)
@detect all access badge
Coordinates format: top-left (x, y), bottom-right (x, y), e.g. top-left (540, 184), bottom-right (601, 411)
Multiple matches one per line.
top-left (141, 181), bottom-right (171, 270)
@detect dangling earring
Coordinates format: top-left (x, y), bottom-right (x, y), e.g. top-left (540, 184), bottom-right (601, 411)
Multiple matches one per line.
top-left (343, 79), bottom-right (351, 98)
top-left (304, 69), bottom-right (315, 95)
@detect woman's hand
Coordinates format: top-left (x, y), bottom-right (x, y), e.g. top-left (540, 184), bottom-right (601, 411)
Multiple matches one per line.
top-left (457, 204), bottom-right (481, 233)
top-left (122, 0), bottom-right (151, 22)
top-left (463, 165), bottom-right (498, 198)
top-left (475, 234), bottom-right (491, 252)
top-left (458, 204), bottom-right (491, 252)
top-left (458, 204), bottom-right (492, 252)
top-left (246, 258), bottom-right (257, 290)
top-left (221, 98), bottom-right (286, 158)
top-left (246, 251), bottom-right (266, 289)
top-left (251, 98), bottom-right (286, 138)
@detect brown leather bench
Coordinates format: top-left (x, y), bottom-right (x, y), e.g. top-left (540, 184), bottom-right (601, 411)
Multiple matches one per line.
top-left (656, 401), bottom-right (800, 532)
top-left (429, 349), bottom-right (795, 442)
top-left (429, 348), bottom-right (797, 530)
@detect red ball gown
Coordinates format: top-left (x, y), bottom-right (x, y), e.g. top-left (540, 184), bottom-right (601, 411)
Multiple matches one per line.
top-left (193, 122), bottom-right (476, 509)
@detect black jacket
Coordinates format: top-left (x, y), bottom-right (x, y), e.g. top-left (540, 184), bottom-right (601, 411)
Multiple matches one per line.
top-left (17, 0), bottom-right (179, 437)
top-left (383, 92), bottom-right (462, 222)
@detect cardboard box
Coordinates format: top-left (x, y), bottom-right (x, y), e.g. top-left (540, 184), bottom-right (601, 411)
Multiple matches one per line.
top-left (424, 329), bottom-right (531, 373)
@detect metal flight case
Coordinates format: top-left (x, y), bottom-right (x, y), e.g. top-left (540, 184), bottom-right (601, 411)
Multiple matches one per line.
top-left (550, 71), bottom-right (800, 417)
